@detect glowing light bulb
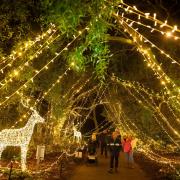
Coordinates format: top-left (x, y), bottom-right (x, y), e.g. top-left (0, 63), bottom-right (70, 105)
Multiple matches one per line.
top-left (153, 13), bottom-right (156, 19)
top-left (133, 6), bottom-right (137, 10)
top-left (71, 62), bottom-right (75, 66)
top-left (172, 25), bottom-right (177, 32)
top-left (14, 70), bottom-right (19, 76)
top-left (166, 32), bottom-right (172, 38)
top-left (145, 13), bottom-right (150, 18)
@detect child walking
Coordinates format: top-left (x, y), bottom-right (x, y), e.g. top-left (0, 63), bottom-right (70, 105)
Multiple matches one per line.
top-left (122, 135), bottom-right (136, 168)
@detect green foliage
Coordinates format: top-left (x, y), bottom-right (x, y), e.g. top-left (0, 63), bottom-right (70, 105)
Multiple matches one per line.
top-left (92, 44), bottom-right (110, 81)
top-left (43, 0), bottom-right (111, 81)
top-left (86, 19), bottom-right (110, 81)
top-left (0, 104), bottom-right (20, 130)
top-left (45, 0), bottom-right (86, 34)
top-left (68, 46), bottom-right (86, 72)
top-left (0, 0), bottom-right (45, 54)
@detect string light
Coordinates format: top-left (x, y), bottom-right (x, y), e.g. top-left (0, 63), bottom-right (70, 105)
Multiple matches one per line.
top-left (104, 82), bottom-right (180, 171)
top-left (0, 26), bottom-right (89, 107)
top-left (112, 76), bottom-right (180, 143)
top-left (0, 68), bottom-right (71, 171)
top-left (117, 1), bottom-right (180, 33)
top-left (0, 24), bottom-right (56, 75)
top-left (114, 13), bottom-right (180, 113)
top-left (0, 2), bottom-right (180, 175)
top-left (0, 33), bottom-right (59, 90)
top-left (70, 62), bottom-right (75, 67)
top-left (119, 16), bottom-right (180, 40)
top-left (9, 68), bottom-right (70, 129)
top-left (116, 14), bottom-right (180, 68)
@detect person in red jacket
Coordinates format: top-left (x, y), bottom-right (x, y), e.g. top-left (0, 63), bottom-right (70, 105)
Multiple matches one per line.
top-left (122, 135), bottom-right (134, 168)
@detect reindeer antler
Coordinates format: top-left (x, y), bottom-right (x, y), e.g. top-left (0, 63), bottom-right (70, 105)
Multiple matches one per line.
top-left (21, 93), bottom-right (42, 113)
top-left (21, 96), bottom-right (29, 108)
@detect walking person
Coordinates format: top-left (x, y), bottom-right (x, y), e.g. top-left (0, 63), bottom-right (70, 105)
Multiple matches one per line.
top-left (87, 133), bottom-right (98, 155)
top-left (99, 130), bottom-right (108, 158)
top-left (86, 133), bottom-right (98, 164)
top-left (122, 135), bottom-right (136, 168)
top-left (130, 135), bottom-right (137, 167)
top-left (107, 131), bottom-right (122, 173)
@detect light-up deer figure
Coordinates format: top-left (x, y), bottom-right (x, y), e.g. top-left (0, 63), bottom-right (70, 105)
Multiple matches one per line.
top-left (0, 100), bottom-right (44, 171)
top-left (73, 126), bottom-right (82, 143)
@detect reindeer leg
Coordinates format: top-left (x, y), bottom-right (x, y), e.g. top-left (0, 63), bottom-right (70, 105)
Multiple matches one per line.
top-left (21, 146), bottom-right (28, 171)
top-left (0, 146), bottom-right (5, 159)
top-left (0, 146), bottom-right (5, 167)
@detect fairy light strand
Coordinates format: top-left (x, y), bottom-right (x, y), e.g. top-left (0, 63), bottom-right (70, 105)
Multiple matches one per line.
top-left (0, 32), bottom-right (60, 89)
top-left (0, 27), bottom-right (89, 107)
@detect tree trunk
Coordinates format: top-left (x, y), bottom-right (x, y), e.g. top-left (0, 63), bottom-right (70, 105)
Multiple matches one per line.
top-left (93, 108), bottom-right (98, 132)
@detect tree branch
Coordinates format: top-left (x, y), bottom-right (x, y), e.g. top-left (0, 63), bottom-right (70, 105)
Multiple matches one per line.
top-left (105, 35), bottom-right (134, 45)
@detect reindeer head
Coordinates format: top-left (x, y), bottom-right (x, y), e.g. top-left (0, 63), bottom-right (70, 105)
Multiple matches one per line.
top-left (31, 109), bottom-right (45, 124)
top-left (73, 126), bottom-right (76, 131)
top-left (21, 96), bottom-right (45, 124)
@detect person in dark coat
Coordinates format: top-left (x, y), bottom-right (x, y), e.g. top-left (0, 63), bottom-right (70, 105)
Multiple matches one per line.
top-left (99, 130), bottom-right (108, 158)
top-left (87, 133), bottom-right (98, 155)
top-left (107, 131), bottom-right (122, 173)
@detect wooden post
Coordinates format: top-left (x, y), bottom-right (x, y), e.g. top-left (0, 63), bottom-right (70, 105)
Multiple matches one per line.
top-left (36, 145), bottom-right (45, 171)
top-left (8, 160), bottom-right (13, 180)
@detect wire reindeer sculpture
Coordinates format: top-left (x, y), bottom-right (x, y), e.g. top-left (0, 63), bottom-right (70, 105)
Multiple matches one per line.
top-left (0, 99), bottom-right (45, 171)
top-left (73, 126), bottom-right (82, 143)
